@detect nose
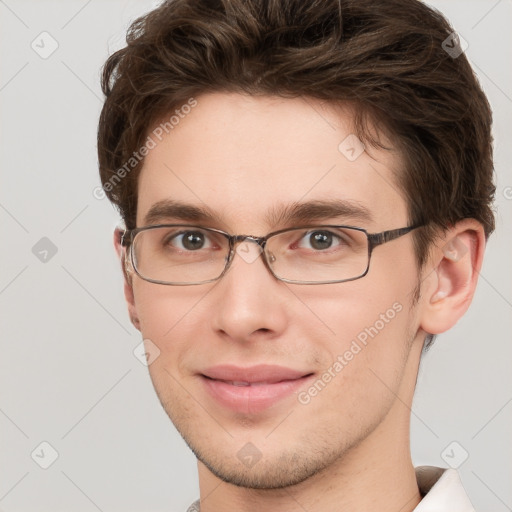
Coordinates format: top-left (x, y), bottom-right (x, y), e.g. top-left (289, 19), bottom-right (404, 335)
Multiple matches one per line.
top-left (209, 239), bottom-right (288, 343)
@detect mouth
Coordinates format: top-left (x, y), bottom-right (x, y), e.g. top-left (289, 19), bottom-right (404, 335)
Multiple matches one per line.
top-left (209, 380), bottom-right (292, 386)
top-left (199, 365), bottom-right (315, 414)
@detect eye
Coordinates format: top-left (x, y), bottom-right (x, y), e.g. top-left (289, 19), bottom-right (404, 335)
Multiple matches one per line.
top-left (297, 230), bottom-right (344, 251)
top-left (168, 230), bottom-right (212, 251)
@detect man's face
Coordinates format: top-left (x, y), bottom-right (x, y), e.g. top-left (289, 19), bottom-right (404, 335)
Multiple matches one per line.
top-left (129, 93), bottom-right (426, 488)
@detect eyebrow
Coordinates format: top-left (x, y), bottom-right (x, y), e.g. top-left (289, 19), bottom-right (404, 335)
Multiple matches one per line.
top-left (143, 200), bottom-right (216, 225)
top-left (266, 199), bottom-right (373, 226)
top-left (142, 198), bottom-right (373, 227)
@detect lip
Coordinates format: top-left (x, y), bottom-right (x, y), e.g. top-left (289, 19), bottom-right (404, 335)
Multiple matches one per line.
top-left (199, 364), bottom-right (314, 414)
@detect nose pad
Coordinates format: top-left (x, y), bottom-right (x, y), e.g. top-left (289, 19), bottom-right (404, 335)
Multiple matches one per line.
top-left (267, 251), bottom-right (276, 263)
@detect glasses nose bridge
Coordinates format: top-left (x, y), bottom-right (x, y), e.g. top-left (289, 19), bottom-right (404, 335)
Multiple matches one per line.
top-left (231, 234), bottom-right (267, 249)
top-left (225, 233), bottom-right (275, 280)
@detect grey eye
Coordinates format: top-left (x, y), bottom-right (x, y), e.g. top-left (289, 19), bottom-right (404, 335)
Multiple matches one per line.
top-left (308, 231), bottom-right (333, 250)
top-left (181, 232), bottom-right (205, 250)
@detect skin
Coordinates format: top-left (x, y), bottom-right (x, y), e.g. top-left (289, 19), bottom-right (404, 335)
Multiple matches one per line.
top-left (115, 92), bottom-right (485, 512)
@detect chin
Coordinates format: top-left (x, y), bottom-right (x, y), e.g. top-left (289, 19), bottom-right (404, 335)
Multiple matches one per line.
top-left (187, 434), bottom-right (345, 490)
top-left (198, 453), bottom-right (319, 489)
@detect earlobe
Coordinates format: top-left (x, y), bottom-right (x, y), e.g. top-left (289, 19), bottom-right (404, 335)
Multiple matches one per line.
top-left (129, 309), bottom-right (141, 330)
top-left (113, 227), bottom-right (141, 332)
top-left (420, 221), bottom-right (485, 335)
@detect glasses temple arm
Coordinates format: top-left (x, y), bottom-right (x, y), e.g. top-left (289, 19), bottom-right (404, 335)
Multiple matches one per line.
top-left (367, 225), bottom-right (422, 249)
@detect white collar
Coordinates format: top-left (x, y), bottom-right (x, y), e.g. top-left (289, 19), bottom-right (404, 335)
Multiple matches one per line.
top-left (413, 466), bottom-right (475, 511)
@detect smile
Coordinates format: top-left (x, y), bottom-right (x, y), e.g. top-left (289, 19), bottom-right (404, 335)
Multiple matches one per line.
top-left (199, 365), bottom-right (315, 414)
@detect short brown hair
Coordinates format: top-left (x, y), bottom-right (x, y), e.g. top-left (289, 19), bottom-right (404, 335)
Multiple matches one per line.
top-left (98, 0), bottom-right (495, 267)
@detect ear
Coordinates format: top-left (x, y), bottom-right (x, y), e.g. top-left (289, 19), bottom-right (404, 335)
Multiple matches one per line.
top-left (419, 219), bottom-right (486, 335)
top-left (114, 228), bottom-right (141, 331)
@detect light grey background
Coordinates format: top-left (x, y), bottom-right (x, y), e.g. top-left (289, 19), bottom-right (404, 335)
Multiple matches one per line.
top-left (1, 1), bottom-right (511, 511)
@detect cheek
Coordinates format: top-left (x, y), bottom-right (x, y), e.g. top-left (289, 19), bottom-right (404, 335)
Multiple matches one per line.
top-left (292, 254), bottom-right (418, 395)
top-left (131, 283), bottom-right (206, 389)
top-left (133, 281), bottom-right (211, 339)
top-left (294, 293), bottom-right (414, 438)
top-left (292, 268), bottom-right (413, 349)
top-left (133, 284), bottom-right (208, 410)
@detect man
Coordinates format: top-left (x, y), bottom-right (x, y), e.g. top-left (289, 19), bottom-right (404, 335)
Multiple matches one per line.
top-left (97, 0), bottom-right (495, 510)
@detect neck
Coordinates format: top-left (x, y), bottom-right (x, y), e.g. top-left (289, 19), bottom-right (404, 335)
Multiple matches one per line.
top-left (196, 339), bottom-right (424, 512)
top-left (198, 431), bottom-right (420, 512)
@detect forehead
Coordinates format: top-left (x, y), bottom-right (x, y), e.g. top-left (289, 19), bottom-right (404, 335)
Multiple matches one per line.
top-left (136, 92), bottom-right (408, 231)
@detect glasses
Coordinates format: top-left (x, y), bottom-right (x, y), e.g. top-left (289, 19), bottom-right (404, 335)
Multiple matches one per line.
top-left (121, 223), bottom-right (421, 286)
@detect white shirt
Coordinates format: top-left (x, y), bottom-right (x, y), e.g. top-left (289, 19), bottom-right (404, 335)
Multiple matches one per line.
top-left (414, 466), bottom-right (475, 511)
top-left (186, 466), bottom-right (475, 512)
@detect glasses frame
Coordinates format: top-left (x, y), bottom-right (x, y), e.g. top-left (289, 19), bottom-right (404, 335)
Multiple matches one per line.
top-left (121, 223), bottom-right (422, 286)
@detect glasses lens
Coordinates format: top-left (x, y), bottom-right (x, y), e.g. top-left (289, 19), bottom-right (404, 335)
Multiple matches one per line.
top-left (266, 226), bottom-right (369, 283)
top-left (132, 226), bottom-right (229, 284)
